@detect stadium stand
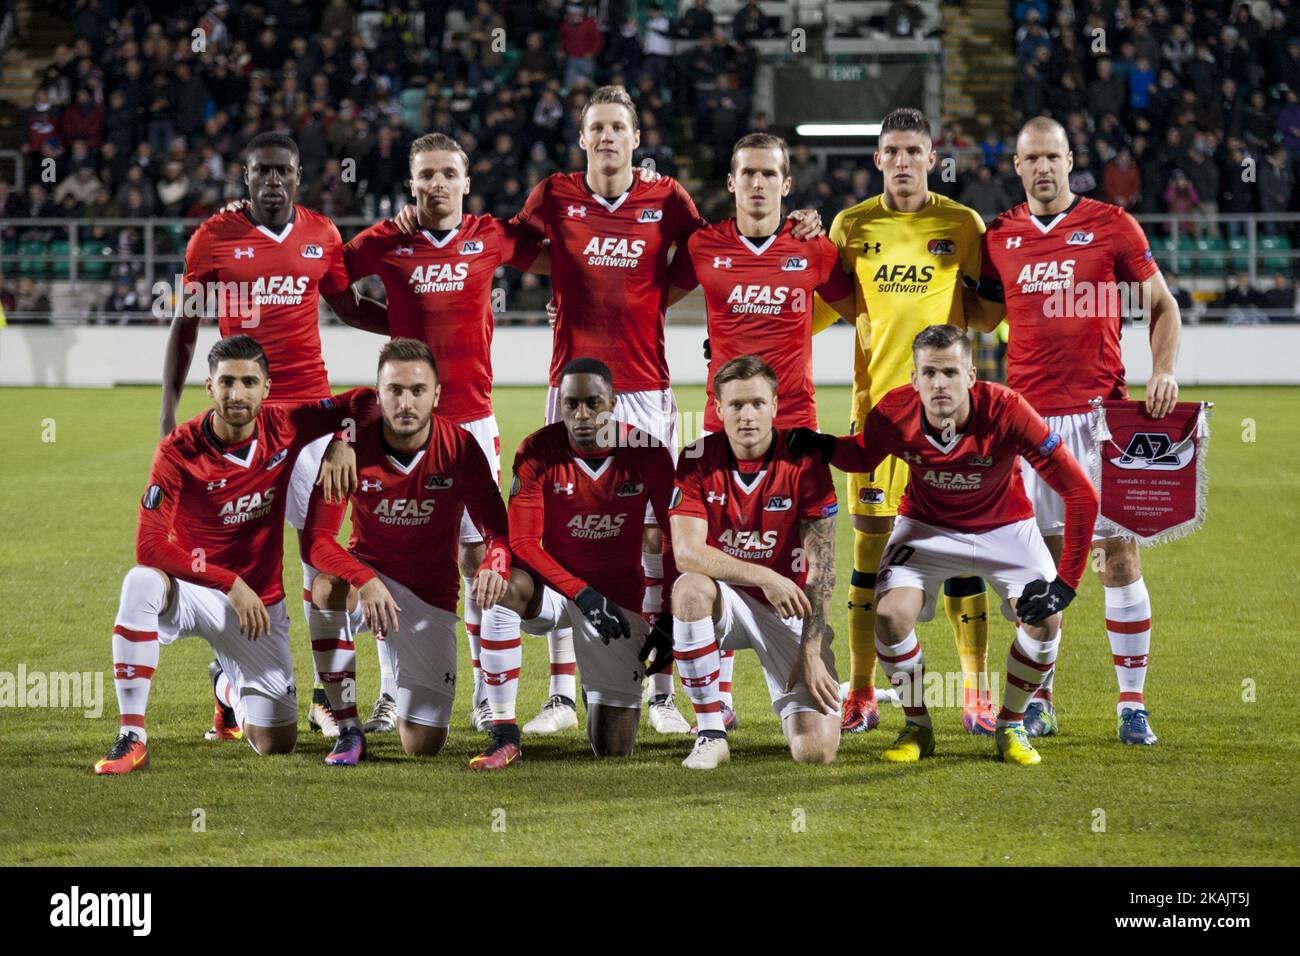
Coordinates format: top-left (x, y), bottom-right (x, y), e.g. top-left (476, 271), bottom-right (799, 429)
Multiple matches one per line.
top-left (0, 0), bottom-right (1295, 327)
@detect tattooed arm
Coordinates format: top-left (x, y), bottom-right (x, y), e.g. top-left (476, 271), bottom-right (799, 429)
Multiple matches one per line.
top-left (783, 513), bottom-right (840, 714)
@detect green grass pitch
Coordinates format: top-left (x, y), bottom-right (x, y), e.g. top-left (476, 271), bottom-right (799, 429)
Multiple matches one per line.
top-left (1, 383), bottom-right (1296, 866)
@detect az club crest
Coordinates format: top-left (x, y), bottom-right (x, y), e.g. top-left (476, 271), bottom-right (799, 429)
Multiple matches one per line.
top-left (1109, 432), bottom-right (1192, 470)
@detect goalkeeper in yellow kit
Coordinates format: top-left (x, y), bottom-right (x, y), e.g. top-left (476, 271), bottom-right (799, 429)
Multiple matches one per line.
top-left (813, 108), bottom-right (1002, 734)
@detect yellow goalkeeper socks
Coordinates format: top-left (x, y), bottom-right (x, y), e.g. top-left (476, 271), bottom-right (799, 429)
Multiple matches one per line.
top-left (848, 530), bottom-right (890, 696)
top-left (944, 576), bottom-right (990, 706)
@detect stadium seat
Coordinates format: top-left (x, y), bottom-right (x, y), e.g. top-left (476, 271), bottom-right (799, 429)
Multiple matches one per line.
top-left (1228, 235), bottom-right (1249, 273)
top-left (79, 240), bottom-right (109, 280)
top-left (20, 240), bottom-right (48, 277)
top-left (1193, 235), bottom-right (1226, 278)
top-left (1156, 234), bottom-right (1196, 274)
top-left (50, 240), bottom-right (71, 280)
top-left (1261, 235), bottom-right (1291, 273)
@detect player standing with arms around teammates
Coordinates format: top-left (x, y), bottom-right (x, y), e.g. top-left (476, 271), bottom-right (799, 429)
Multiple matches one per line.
top-left (667, 133), bottom-right (853, 433)
top-left (670, 356), bottom-right (842, 770)
top-left (507, 85), bottom-right (824, 735)
top-left (469, 358), bottom-right (679, 767)
top-left (787, 325), bottom-right (1099, 766)
top-left (814, 108), bottom-right (998, 736)
top-left (95, 337), bottom-right (380, 774)
top-left (301, 339), bottom-right (512, 765)
top-left (343, 132), bottom-right (545, 736)
top-left (666, 131), bottom-right (852, 730)
top-left (972, 116), bottom-right (1182, 744)
top-left (163, 132), bottom-right (388, 741)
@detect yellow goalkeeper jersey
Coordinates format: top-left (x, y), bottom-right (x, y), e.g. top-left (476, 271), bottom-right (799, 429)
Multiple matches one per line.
top-left (821, 192), bottom-right (986, 412)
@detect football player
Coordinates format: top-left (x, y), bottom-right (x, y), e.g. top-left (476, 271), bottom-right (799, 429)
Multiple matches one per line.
top-left (670, 356), bottom-right (841, 770)
top-left (788, 324), bottom-right (1099, 765)
top-left (95, 336), bottom-right (379, 774)
top-left (301, 338), bottom-right (511, 764)
top-left (972, 116), bottom-right (1183, 744)
top-left (469, 358), bottom-right (678, 767)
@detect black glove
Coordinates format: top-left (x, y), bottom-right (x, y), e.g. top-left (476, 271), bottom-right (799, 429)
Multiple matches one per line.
top-left (785, 427), bottom-right (837, 463)
top-left (1015, 577), bottom-right (1076, 625)
top-left (575, 586), bottom-right (631, 644)
top-left (702, 337), bottom-right (711, 360)
top-left (639, 612), bottom-right (674, 675)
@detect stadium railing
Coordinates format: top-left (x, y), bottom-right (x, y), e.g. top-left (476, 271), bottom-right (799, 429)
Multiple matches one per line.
top-left (1, 213), bottom-right (1297, 325)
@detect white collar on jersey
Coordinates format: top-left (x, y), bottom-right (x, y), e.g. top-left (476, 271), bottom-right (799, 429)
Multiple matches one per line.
top-left (571, 454), bottom-right (614, 481)
top-left (737, 233), bottom-right (778, 256)
top-left (1028, 210), bottom-right (1070, 234)
top-left (385, 448), bottom-right (426, 475)
top-left (421, 226), bottom-right (461, 248)
top-left (920, 408), bottom-right (964, 455)
top-left (730, 467), bottom-right (768, 495)
top-left (589, 189), bottom-right (631, 213)
top-left (923, 431), bottom-right (963, 455)
top-left (255, 221), bottom-right (294, 244)
top-left (221, 439), bottom-right (257, 468)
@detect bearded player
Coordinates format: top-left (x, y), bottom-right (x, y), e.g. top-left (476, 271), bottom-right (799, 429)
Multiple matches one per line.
top-left (812, 108), bottom-right (997, 735)
top-left (666, 132), bottom-right (853, 729)
top-left (342, 132), bottom-right (544, 736)
top-left (670, 356), bottom-right (841, 770)
top-left (468, 358), bottom-right (678, 767)
top-left (971, 116), bottom-right (1182, 745)
top-left (164, 132), bottom-right (388, 740)
top-left (787, 325), bottom-right (1099, 766)
top-left (300, 339), bottom-right (511, 765)
top-left (94, 336), bottom-right (380, 774)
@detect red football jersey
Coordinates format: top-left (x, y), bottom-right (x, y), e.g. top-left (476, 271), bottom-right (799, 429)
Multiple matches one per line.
top-left (343, 215), bottom-right (541, 424)
top-left (980, 197), bottom-right (1160, 416)
top-left (670, 431), bottom-right (838, 608)
top-left (183, 205), bottom-right (351, 403)
top-left (508, 422), bottom-right (677, 611)
top-left (513, 172), bottom-right (706, 391)
top-left (668, 219), bottom-right (851, 431)
top-left (302, 416), bottom-right (510, 612)
top-left (136, 389), bottom-right (380, 604)
top-left (832, 381), bottom-right (1099, 587)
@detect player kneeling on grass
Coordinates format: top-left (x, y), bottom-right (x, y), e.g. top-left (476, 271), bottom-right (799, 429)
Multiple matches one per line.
top-left (94, 336), bottom-right (380, 775)
top-left (471, 358), bottom-right (679, 768)
top-left (669, 356), bottom-right (842, 771)
top-left (787, 324), bottom-right (1099, 765)
top-left (300, 339), bottom-right (512, 764)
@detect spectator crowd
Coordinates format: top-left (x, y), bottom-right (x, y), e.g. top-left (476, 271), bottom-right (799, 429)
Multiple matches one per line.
top-left (4, 1), bottom-right (1297, 322)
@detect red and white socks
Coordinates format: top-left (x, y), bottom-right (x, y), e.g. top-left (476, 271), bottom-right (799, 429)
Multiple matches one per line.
top-left (463, 576), bottom-right (486, 709)
top-left (999, 626), bottom-right (1060, 726)
top-left (110, 567), bottom-right (164, 744)
top-left (642, 550), bottom-right (675, 697)
top-left (875, 631), bottom-right (930, 728)
top-left (547, 627), bottom-right (577, 701)
top-left (307, 606), bottom-right (360, 731)
top-left (1106, 578), bottom-right (1152, 715)
top-left (480, 603), bottom-right (523, 725)
top-left (717, 650), bottom-right (736, 709)
top-left (673, 617), bottom-right (724, 734)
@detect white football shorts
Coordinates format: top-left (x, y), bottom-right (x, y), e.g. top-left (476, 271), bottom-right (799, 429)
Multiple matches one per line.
top-left (714, 581), bottom-right (840, 722)
top-left (156, 580), bottom-right (296, 728)
top-left (873, 516), bottom-right (1059, 623)
top-left (520, 586), bottom-right (649, 709)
